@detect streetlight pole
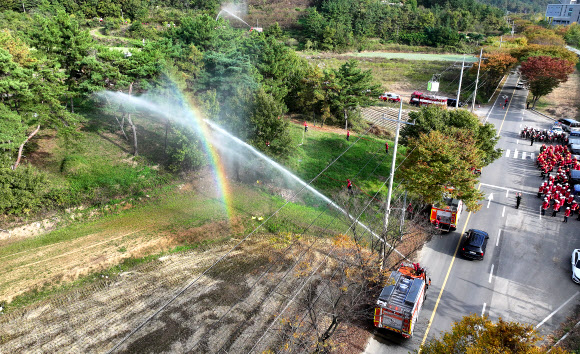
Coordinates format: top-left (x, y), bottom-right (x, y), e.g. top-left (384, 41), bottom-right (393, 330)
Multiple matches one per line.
top-left (471, 48), bottom-right (483, 113)
top-left (456, 55), bottom-right (465, 109)
top-left (381, 101), bottom-right (415, 269)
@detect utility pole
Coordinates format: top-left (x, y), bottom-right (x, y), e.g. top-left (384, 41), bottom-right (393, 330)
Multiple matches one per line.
top-left (381, 101), bottom-right (415, 269)
top-left (456, 55), bottom-right (466, 109)
top-left (471, 48), bottom-right (483, 113)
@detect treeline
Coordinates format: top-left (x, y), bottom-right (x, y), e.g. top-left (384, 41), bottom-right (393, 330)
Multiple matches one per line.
top-left (301, 0), bottom-right (507, 51)
top-left (4, 0), bottom-right (510, 52)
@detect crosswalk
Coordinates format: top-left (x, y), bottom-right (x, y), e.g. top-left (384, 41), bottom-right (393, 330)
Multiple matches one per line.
top-left (504, 149), bottom-right (535, 160)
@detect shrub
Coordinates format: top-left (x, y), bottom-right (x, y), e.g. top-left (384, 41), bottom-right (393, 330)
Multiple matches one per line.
top-left (0, 161), bottom-right (48, 216)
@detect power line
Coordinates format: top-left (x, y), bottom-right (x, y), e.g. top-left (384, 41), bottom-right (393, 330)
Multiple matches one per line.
top-left (107, 124), bottom-right (389, 353)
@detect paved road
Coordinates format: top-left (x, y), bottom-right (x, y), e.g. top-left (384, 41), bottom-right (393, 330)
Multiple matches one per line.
top-left (365, 72), bottom-right (580, 353)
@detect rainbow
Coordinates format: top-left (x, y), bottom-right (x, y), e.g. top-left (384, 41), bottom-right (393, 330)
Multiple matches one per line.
top-left (99, 83), bottom-right (234, 223)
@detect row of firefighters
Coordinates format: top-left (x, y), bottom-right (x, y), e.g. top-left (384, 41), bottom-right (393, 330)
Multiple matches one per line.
top-left (521, 126), bottom-right (569, 145)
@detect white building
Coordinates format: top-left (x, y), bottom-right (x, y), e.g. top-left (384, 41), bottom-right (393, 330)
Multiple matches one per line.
top-left (546, 0), bottom-right (580, 25)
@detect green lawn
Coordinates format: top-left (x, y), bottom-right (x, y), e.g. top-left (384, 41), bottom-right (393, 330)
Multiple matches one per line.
top-left (286, 123), bottom-right (406, 201)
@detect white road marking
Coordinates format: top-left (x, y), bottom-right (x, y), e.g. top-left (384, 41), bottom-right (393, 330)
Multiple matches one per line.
top-left (487, 193), bottom-right (493, 208)
top-left (536, 291), bottom-right (580, 329)
top-left (505, 190), bottom-right (509, 198)
top-left (516, 139), bottom-right (519, 145)
top-left (514, 149), bottom-right (519, 159)
top-left (489, 264), bottom-right (494, 283)
top-left (505, 149), bottom-right (510, 158)
top-left (480, 183), bottom-right (536, 196)
top-left (496, 229), bottom-right (501, 246)
top-left (482, 303), bottom-right (487, 317)
top-left (530, 153), bottom-right (535, 159)
top-left (502, 206), bottom-right (505, 217)
top-left (540, 206), bottom-right (542, 220)
top-left (522, 152), bottom-right (526, 159)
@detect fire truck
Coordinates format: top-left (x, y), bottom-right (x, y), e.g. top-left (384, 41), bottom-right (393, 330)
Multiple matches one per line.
top-left (430, 197), bottom-right (463, 232)
top-left (409, 91), bottom-right (447, 107)
top-left (373, 263), bottom-right (429, 338)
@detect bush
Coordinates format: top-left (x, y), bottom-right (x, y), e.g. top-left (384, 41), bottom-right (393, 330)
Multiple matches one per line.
top-left (0, 162), bottom-right (48, 216)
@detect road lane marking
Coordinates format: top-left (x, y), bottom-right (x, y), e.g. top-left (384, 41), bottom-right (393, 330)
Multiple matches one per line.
top-left (505, 190), bottom-right (509, 198)
top-left (536, 291), bottom-right (580, 329)
top-left (522, 152), bottom-right (526, 159)
top-left (419, 185), bottom-right (479, 349)
top-left (505, 149), bottom-right (510, 158)
top-left (482, 303), bottom-right (487, 317)
top-left (489, 264), bottom-right (494, 283)
top-left (497, 85), bottom-right (518, 135)
top-left (479, 183), bottom-right (536, 196)
top-left (514, 149), bottom-right (519, 159)
top-left (502, 206), bottom-right (505, 217)
top-left (530, 153), bottom-right (535, 159)
top-left (487, 193), bottom-right (493, 208)
top-left (496, 229), bottom-right (501, 246)
top-left (516, 139), bottom-right (519, 145)
top-left (539, 206), bottom-right (542, 220)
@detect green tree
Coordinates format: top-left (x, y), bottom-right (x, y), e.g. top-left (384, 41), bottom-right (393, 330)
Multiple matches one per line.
top-left (248, 89), bottom-right (291, 156)
top-left (325, 60), bottom-right (381, 128)
top-left (418, 313), bottom-right (569, 354)
top-left (402, 106), bottom-right (502, 166)
top-left (401, 129), bottom-right (484, 211)
top-left (520, 56), bottom-right (575, 108)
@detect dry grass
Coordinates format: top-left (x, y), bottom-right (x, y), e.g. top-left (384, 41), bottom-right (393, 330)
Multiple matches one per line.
top-left (534, 68), bottom-right (580, 120)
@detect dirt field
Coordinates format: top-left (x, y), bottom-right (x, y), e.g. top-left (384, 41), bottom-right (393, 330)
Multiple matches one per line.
top-left (0, 235), bottom-right (369, 353)
top-left (535, 68), bottom-right (580, 120)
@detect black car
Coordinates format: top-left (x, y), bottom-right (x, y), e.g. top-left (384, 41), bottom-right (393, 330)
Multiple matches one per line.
top-left (460, 229), bottom-right (489, 260)
top-left (446, 98), bottom-right (463, 107)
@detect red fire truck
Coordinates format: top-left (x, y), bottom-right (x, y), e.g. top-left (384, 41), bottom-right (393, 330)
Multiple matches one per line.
top-left (373, 263), bottom-right (429, 338)
top-left (430, 197), bottom-right (463, 232)
top-left (409, 91), bottom-right (447, 107)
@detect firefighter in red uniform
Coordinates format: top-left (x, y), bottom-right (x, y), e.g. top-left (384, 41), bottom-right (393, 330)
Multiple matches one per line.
top-left (385, 142), bottom-right (389, 154)
top-left (553, 200), bottom-right (562, 217)
top-left (564, 207), bottom-right (571, 222)
top-left (347, 179), bottom-right (352, 193)
top-left (542, 199), bottom-right (550, 216)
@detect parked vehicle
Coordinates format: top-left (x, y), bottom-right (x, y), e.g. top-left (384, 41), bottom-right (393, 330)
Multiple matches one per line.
top-left (430, 197), bottom-right (463, 232)
top-left (572, 249), bottom-right (580, 284)
top-left (379, 92), bottom-right (401, 102)
top-left (557, 118), bottom-right (580, 132)
top-left (446, 98), bottom-right (463, 107)
top-left (409, 91), bottom-right (447, 107)
top-left (373, 263), bottom-right (429, 338)
top-left (460, 229), bottom-right (489, 260)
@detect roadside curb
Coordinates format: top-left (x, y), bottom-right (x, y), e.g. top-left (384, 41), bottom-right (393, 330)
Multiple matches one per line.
top-left (528, 108), bottom-right (558, 122)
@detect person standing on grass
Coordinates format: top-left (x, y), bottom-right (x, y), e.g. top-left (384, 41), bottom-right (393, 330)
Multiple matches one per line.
top-left (346, 130), bottom-right (350, 141)
top-left (385, 142), bottom-right (389, 154)
top-left (304, 121), bottom-right (308, 132)
top-left (347, 179), bottom-right (352, 194)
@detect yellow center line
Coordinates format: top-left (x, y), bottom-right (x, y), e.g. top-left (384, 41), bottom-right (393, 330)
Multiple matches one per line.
top-left (497, 85), bottom-right (518, 135)
top-left (419, 184), bottom-right (481, 350)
